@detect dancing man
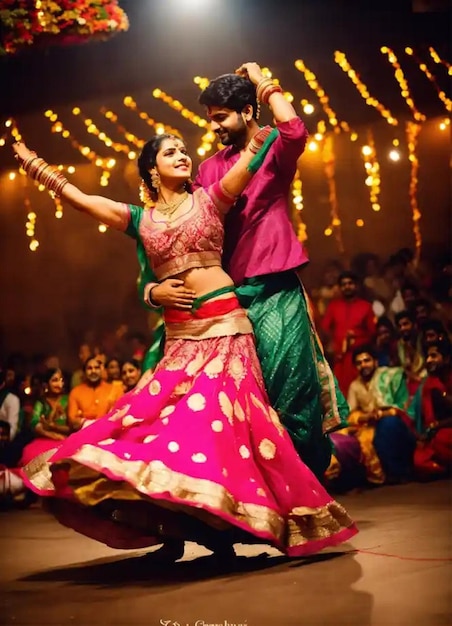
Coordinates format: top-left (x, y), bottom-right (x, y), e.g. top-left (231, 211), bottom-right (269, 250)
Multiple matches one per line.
top-left (145, 63), bottom-right (348, 478)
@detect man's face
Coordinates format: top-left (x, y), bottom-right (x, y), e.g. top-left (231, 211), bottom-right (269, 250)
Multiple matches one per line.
top-left (339, 278), bottom-right (357, 299)
top-left (206, 106), bottom-right (247, 146)
top-left (354, 353), bottom-right (377, 381)
top-left (376, 325), bottom-right (391, 345)
top-left (397, 317), bottom-right (414, 340)
top-left (415, 304), bottom-right (429, 324)
top-left (425, 347), bottom-right (445, 375)
top-left (402, 289), bottom-right (417, 308)
top-left (84, 359), bottom-right (102, 384)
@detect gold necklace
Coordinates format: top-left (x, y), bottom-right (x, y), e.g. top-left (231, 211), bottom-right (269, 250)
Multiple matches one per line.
top-left (155, 191), bottom-right (188, 218)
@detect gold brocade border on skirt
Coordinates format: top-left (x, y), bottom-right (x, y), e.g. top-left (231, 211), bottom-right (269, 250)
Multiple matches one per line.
top-left (25, 443), bottom-right (355, 548)
top-left (165, 308), bottom-right (253, 340)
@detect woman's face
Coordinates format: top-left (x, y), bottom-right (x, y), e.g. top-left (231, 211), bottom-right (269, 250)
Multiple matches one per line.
top-left (106, 360), bottom-right (121, 381)
top-left (48, 370), bottom-right (65, 395)
top-left (121, 363), bottom-right (141, 389)
top-left (154, 138), bottom-right (192, 185)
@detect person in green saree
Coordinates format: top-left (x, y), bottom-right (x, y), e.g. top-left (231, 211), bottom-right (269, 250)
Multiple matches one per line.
top-left (20, 368), bottom-right (71, 466)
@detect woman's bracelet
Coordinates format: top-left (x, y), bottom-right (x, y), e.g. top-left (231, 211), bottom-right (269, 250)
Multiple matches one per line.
top-left (22, 155), bottom-right (69, 197)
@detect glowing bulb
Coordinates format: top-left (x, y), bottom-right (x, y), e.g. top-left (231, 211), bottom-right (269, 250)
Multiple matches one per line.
top-left (27, 212), bottom-right (36, 220)
top-left (356, 219), bottom-right (364, 227)
top-left (5, 119), bottom-right (12, 128)
top-left (307, 140), bottom-right (318, 152)
top-left (55, 210), bottom-right (63, 219)
top-left (439, 122), bottom-right (446, 131)
top-left (98, 224), bottom-right (107, 233)
top-left (350, 133), bottom-right (359, 142)
top-left (67, 166), bottom-right (75, 174)
top-left (361, 145), bottom-right (372, 156)
top-left (8, 172), bottom-right (16, 180)
top-left (197, 147), bottom-right (206, 156)
top-left (372, 203), bottom-right (381, 212)
top-left (29, 239), bottom-right (39, 251)
top-left (128, 151), bottom-right (137, 160)
top-left (389, 149), bottom-right (401, 162)
top-left (106, 158), bottom-right (116, 168)
top-left (72, 107), bottom-right (80, 115)
top-left (303, 103), bottom-right (315, 115)
top-left (324, 227), bottom-right (333, 237)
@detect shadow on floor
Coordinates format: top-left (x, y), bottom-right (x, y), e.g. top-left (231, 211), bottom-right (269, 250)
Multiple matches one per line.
top-left (20, 549), bottom-right (351, 588)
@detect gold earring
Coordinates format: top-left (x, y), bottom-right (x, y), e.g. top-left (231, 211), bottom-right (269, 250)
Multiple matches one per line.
top-left (150, 168), bottom-right (161, 191)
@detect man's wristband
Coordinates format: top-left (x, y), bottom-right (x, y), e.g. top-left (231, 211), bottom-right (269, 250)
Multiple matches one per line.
top-left (144, 282), bottom-right (160, 308)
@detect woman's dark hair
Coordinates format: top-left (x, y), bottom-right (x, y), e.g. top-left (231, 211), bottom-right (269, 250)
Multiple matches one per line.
top-left (121, 359), bottom-right (142, 372)
top-left (199, 74), bottom-right (258, 120)
top-left (138, 134), bottom-right (189, 196)
top-left (42, 367), bottom-right (62, 385)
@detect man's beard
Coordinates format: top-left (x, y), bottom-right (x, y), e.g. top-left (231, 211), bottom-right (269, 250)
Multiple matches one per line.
top-left (217, 119), bottom-right (247, 147)
top-left (360, 367), bottom-right (375, 380)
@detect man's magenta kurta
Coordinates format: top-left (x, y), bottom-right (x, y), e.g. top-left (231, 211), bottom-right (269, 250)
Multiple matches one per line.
top-left (193, 118), bottom-right (309, 284)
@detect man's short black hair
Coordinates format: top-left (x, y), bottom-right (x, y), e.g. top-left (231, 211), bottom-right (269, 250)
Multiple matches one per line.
top-left (199, 74), bottom-right (258, 119)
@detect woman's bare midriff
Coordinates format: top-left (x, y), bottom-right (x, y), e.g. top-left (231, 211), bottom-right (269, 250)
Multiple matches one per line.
top-left (172, 266), bottom-right (234, 300)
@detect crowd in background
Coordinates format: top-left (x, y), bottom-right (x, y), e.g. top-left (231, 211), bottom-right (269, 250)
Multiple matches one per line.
top-left (1, 245), bottom-right (451, 506)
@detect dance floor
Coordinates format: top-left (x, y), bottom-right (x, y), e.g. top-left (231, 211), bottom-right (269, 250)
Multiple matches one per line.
top-left (1, 480), bottom-right (450, 626)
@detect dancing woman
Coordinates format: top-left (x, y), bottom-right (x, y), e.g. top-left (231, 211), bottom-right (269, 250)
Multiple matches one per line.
top-left (14, 63), bottom-right (357, 559)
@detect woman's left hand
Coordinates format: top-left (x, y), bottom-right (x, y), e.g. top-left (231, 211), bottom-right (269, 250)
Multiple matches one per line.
top-left (12, 141), bottom-right (36, 163)
top-left (235, 62), bottom-right (265, 87)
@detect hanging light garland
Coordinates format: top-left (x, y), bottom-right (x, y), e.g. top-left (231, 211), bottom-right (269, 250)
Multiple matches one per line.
top-left (380, 47), bottom-right (426, 122)
top-left (23, 179), bottom-right (39, 252)
top-left (404, 48), bottom-right (452, 112)
top-left (428, 47), bottom-right (452, 74)
top-left (322, 134), bottom-right (345, 255)
top-left (122, 96), bottom-right (181, 137)
top-left (44, 109), bottom-right (115, 186)
top-left (294, 59), bottom-right (351, 133)
top-left (152, 89), bottom-right (208, 129)
top-left (71, 106), bottom-right (137, 158)
top-left (360, 133), bottom-right (381, 212)
top-left (334, 51), bottom-right (398, 126)
top-left (100, 107), bottom-right (145, 150)
top-left (405, 121), bottom-right (423, 263)
top-left (291, 170), bottom-right (307, 243)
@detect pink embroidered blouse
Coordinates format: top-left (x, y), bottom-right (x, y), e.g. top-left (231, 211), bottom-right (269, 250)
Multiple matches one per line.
top-left (118, 187), bottom-right (228, 281)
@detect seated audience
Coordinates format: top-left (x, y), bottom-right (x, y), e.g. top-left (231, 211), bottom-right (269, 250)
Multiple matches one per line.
top-left (346, 345), bottom-right (415, 485)
top-left (0, 370), bottom-right (21, 466)
top-left (321, 271), bottom-right (376, 396)
top-left (409, 339), bottom-right (452, 478)
top-left (68, 356), bottom-right (121, 430)
top-left (20, 368), bottom-right (71, 466)
top-left (395, 310), bottom-right (426, 396)
top-left (121, 359), bottom-right (142, 392)
top-left (375, 317), bottom-right (400, 367)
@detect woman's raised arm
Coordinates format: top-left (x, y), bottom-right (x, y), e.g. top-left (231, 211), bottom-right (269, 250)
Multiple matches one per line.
top-left (12, 142), bottom-right (128, 230)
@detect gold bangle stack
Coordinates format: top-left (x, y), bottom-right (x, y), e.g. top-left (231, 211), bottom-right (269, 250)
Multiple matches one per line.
top-left (22, 155), bottom-right (69, 197)
top-left (256, 77), bottom-right (283, 104)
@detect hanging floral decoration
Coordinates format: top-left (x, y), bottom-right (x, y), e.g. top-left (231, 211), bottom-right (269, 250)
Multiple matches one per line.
top-left (0, 0), bottom-right (129, 55)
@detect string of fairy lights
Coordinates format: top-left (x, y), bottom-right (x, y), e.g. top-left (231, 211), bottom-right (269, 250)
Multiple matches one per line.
top-left (2, 47), bottom-right (450, 255)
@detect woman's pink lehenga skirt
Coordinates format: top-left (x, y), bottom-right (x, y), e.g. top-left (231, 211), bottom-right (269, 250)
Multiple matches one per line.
top-left (22, 295), bottom-right (357, 556)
